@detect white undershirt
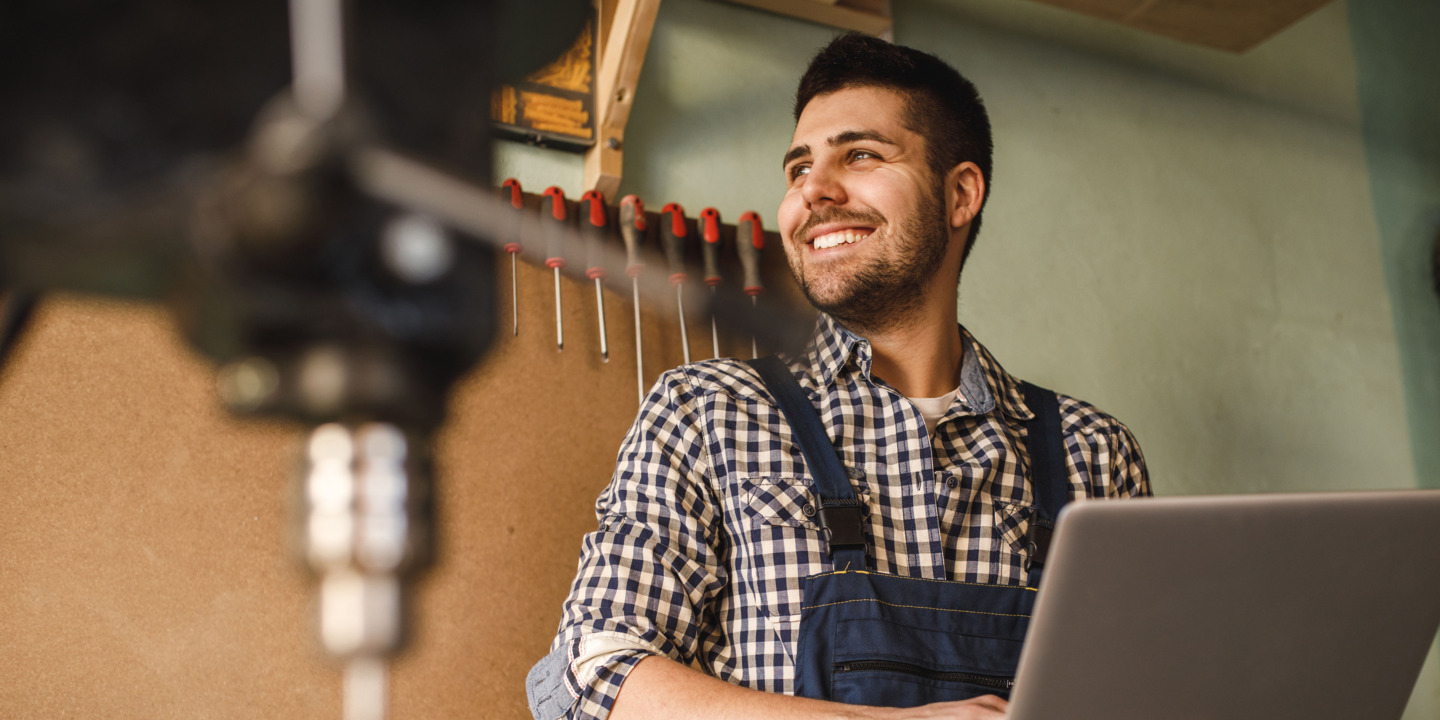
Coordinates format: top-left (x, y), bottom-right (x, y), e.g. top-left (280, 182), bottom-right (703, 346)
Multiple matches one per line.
top-left (909, 387), bottom-right (963, 436)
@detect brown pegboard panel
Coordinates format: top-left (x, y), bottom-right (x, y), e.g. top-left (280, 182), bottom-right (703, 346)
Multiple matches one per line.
top-left (0, 219), bottom-right (804, 719)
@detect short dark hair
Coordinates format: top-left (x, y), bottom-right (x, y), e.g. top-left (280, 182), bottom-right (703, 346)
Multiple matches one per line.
top-left (795, 33), bottom-right (993, 262)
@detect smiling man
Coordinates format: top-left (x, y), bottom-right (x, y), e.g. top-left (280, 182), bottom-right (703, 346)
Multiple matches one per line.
top-left (527, 34), bottom-right (1149, 720)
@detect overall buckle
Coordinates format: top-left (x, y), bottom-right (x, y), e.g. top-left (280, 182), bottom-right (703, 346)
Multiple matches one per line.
top-left (1024, 522), bottom-right (1054, 571)
top-left (818, 500), bottom-right (866, 549)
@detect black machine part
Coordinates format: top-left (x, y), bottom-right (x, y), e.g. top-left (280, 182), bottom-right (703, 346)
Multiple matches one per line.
top-left (0, 0), bottom-right (812, 432)
top-left (0, 4), bottom-right (815, 717)
top-left (0, 0), bottom-right (589, 431)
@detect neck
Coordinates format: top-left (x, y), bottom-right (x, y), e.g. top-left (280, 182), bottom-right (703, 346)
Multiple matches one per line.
top-left (843, 294), bottom-right (963, 399)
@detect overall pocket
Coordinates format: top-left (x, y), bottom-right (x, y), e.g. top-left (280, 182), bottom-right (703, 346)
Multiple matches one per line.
top-left (832, 659), bottom-right (1014, 707)
top-left (828, 615), bottom-right (1024, 707)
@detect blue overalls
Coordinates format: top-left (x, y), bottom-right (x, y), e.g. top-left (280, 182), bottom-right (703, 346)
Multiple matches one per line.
top-left (747, 356), bottom-right (1071, 708)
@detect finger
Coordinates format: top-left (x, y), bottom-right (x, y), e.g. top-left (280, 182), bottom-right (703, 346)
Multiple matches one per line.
top-left (966, 694), bottom-right (1009, 712)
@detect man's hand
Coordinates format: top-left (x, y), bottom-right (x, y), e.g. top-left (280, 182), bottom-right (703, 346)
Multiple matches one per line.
top-left (873, 695), bottom-right (1008, 720)
top-left (611, 656), bottom-right (1008, 720)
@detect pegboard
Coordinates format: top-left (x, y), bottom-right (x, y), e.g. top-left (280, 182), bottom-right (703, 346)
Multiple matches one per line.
top-left (0, 221), bottom-right (806, 718)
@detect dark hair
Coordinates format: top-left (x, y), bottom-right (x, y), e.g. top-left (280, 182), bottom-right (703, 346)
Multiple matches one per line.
top-left (795, 33), bottom-right (993, 263)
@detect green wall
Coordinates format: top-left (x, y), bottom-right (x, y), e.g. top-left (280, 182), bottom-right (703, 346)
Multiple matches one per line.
top-left (897, 0), bottom-right (1412, 499)
top-left (1348, 3), bottom-right (1440, 714)
top-left (494, 0), bottom-right (1435, 714)
top-left (1349, 0), bottom-right (1440, 491)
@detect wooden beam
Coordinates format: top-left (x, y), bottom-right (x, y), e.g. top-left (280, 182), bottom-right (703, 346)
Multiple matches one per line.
top-left (585, 0), bottom-right (662, 200)
top-left (1024, 0), bottom-right (1335, 53)
top-left (585, 135), bottom-right (624, 201)
top-left (720, 0), bottom-right (891, 36)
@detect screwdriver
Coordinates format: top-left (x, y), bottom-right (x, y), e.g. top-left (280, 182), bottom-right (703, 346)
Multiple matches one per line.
top-left (737, 211), bottom-right (765, 359)
top-left (699, 207), bottom-right (724, 359)
top-left (500, 178), bottom-right (524, 336)
top-left (541, 186), bottom-right (568, 352)
top-left (619, 195), bottom-right (647, 404)
top-left (659, 202), bottom-right (692, 364)
top-left (579, 190), bottom-right (610, 363)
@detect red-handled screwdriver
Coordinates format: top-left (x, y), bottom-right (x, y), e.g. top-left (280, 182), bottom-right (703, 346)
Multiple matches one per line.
top-left (699, 207), bottom-right (724, 359)
top-left (737, 211), bottom-right (765, 359)
top-left (541, 186), bottom-right (568, 352)
top-left (579, 190), bottom-right (610, 363)
top-left (620, 195), bottom-right (647, 403)
top-left (659, 202), bottom-right (692, 364)
top-left (501, 178), bottom-right (524, 336)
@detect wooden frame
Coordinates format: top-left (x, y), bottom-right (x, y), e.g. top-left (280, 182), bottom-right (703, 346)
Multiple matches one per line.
top-left (585, 0), bottom-right (663, 200)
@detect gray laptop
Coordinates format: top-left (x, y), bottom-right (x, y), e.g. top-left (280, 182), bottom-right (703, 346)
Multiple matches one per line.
top-left (1007, 490), bottom-right (1440, 720)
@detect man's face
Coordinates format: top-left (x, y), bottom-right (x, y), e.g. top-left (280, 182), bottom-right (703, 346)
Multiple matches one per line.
top-left (778, 85), bottom-right (949, 329)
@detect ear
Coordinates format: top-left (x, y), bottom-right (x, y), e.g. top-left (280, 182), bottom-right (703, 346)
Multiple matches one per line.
top-left (945, 161), bottom-right (985, 232)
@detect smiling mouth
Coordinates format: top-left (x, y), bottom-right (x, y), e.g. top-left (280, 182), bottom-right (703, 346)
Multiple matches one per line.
top-left (810, 228), bottom-right (873, 250)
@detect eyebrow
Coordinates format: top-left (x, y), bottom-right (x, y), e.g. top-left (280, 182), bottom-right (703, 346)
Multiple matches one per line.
top-left (782, 144), bottom-right (811, 169)
top-left (782, 130), bottom-right (899, 169)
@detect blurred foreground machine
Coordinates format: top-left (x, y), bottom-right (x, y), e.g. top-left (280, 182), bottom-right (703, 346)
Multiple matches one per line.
top-left (0, 3), bottom-right (806, 717)
top-left (0, 2), bottom-right (590, 718)
top-left (0, 2), bottom-right (673, 719)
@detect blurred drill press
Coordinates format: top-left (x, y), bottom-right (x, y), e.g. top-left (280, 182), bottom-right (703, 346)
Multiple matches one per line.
top-left (0, 1), bottom-right (586, 718)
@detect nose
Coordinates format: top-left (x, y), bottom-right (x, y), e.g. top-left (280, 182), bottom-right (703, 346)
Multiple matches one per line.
top-left (800, 161), bottom-right (846, 207)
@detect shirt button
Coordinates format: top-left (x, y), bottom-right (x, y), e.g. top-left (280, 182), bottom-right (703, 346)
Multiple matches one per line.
top-left (946, 476), bottom-right (959, 489)
top-left (802, 504), bottom-right (817, 518)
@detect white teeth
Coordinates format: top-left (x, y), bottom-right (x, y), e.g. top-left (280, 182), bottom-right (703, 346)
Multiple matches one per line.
top-left (812, 230), bottom-right (868, 250)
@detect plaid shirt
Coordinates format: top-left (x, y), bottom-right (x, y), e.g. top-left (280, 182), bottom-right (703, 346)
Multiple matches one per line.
top-left (533, 315), bottom-right (1150, 720)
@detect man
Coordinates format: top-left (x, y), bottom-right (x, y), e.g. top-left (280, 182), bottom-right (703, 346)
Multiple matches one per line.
top-left (527, 33), bottom-right (1149, 720)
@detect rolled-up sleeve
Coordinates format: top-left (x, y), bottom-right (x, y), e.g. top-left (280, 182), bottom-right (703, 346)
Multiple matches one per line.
top-left (529, 369), bottom-right (728, 720)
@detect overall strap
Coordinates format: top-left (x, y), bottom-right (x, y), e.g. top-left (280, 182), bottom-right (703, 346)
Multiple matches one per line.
top-left (1020, 381), bottom-right (1070, 586)
top-left (748, 356), bottom-right (868, 571)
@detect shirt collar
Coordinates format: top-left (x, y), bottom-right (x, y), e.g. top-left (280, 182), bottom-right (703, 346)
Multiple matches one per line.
top-left (803, 314), bottom-right (1034, 422)
top-left (807, 313), bottom-right (866, 389)
top-left (958, 326), bottom-right (1034, 422)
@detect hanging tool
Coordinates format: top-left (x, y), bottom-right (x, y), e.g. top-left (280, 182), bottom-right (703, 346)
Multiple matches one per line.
top-left (500, 178), bottom-right (524, 336)
top-left (737, 211), bottom-right (765, 359)
top-left (579, 190), bottom-right (610, 363)
top-left (699, 207), bottom-right (724, 359)
top-left (619, 195), bottom-right (647, 403)
top-left (659, 202), bottom-right (692, 364)
top-left (541, 186), bottom-right (568, 352)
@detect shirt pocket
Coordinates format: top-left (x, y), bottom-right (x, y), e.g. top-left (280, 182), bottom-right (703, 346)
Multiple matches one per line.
top-left (737, 476), bottom-right (829, 660)
top-left (744, 476), bottom-right (822, 530)
top-left (992, 501), bottom-right (1036, 556)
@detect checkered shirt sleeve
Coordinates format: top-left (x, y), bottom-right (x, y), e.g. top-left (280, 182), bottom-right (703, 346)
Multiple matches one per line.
top-left (546, 369), bottom-right (726, 720)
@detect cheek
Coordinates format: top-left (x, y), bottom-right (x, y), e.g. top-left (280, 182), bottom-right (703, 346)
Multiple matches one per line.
top-left (860, 184), bottom-right (907, 221)
top-left (777, 191), bottom-right (805, 239)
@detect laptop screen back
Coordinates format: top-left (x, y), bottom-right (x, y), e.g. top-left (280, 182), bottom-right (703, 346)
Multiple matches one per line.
top-left (1008, 491), bottom-right (1440, 720)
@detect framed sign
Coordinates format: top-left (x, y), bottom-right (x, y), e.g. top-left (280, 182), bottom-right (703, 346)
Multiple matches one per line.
top-left (490, 16), bottom-right (597, 151)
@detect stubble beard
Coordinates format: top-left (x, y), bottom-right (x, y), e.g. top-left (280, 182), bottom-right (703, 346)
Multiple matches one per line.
top-left (789, 183), bottom-right (949, 336)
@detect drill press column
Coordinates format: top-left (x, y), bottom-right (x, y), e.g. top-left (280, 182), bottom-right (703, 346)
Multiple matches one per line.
top-left (301, 423), bottom-right (432, 720)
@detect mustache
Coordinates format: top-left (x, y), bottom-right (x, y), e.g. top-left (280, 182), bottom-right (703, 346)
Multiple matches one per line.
top-left (793, 207), bottom-right (886, 242)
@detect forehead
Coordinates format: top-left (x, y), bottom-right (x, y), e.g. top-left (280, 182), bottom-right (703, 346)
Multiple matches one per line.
top-left (792, 85), bottom-right (913, 142)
